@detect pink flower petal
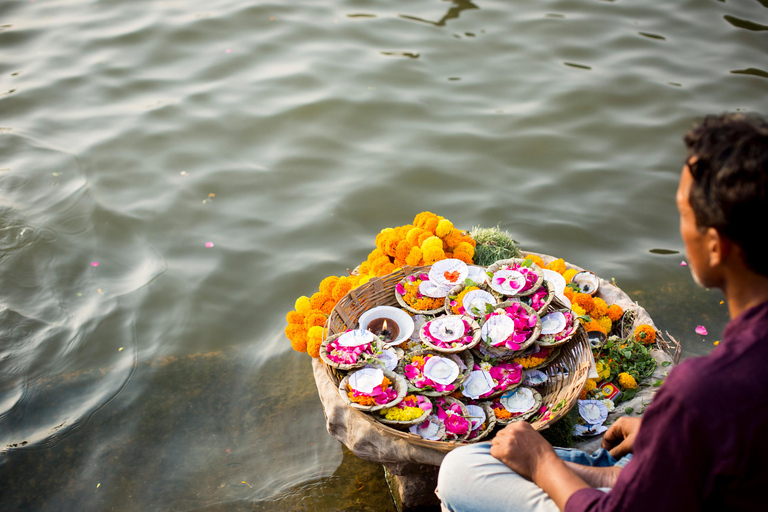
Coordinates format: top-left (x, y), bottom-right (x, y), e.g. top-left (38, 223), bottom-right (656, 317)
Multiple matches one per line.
top-left (205, 242), bottom-right (214, 248)
top-left (695, 325), bottom-right (708, 336)
top-left (680, 261), bottom-right (687, 266)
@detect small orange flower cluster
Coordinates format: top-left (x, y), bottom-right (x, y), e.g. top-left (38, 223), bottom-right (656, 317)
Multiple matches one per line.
top-left (512, 354), bottom-right (548, 369)
top-left (633, 324), bottom-right (656, 345)
top-left (569, 293), bottom-right (622, 336)
top-left (402, 278), bottom-right (444, 311)
top-left (451, 286), bottom-right (480, 315)
top-left (493, 406), bottom-right (513, 420)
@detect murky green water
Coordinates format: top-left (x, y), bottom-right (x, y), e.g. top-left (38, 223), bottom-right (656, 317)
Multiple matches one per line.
top-left (0, 0), bottom-right (765, 509)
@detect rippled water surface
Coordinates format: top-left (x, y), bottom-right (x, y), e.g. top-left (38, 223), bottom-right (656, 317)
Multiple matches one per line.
top-left (0, 0), bottom-right (765, 509)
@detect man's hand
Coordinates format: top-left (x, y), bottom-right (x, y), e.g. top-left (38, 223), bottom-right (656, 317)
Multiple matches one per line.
top-left (490, 421), bottom-right (558, 481)
top-left (602, 417), bottom-right (641, 458)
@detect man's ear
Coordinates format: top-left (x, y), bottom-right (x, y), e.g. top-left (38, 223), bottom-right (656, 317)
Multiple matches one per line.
top-left (706, 227), bottom-right (731, 267)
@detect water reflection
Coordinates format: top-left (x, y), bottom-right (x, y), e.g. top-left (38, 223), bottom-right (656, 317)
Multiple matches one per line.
top-left (399, 0), bottom-right (479, 27)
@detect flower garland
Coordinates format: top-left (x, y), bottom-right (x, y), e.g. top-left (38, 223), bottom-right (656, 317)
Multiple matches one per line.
top-left (325, 335), bottom-right (374, 366)
top-left (403, 354), bottom-right (458, 393)
top-left (379, 394), bottom-right (431, 421)
top-left (396, 274), bottom-right (445, 311)
top-left (421, 318), bottom-right (474, 349)
top-left (449, 286), bottom-right (480, 315)
top-left (347, 376), bottom-right (398, 406)
top-left (483, 303), bottom-right (537, 351)
top-left (433, 398), bottom-right (470, 439)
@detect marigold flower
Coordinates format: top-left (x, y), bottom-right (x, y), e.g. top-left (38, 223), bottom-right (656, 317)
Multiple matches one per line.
top-left (406, 227), bottom-right (426, 246)
top-left (571, 304), bottom-right (586, 317)
top-left (634, 324), bottom-right (656, 344)
top-left (617, 372), bottom-right (637, 390)
top-left (436, 219), bottom-right (454, 238)
top-left (310, 292), bottom-right (325, 309)
top-left (367, 248), bottom-right (385, 262)
top-left (524, 254), bottom-right (545, 268)
top-left (461, 235), bottom-right (476, 248)
top-left (421, 236), bottom-right (443, 251)
top-left (378, 262), bottom-right (397, 275)
top-left (332, 278), bottom-right (354, 301)
top-left (294, 296), bottom-right (311, 315)
top-left (397, 224), bottom-right (414, 239)
top-left (375, 228), bottom-right (396, 250)
top-left (382, 406), bottom-right (424, 421)
top-left (320, 299), bottom-right (336, 315)
top-left (581, 378), bottom-right (597, 399)
top-left (442, 230), bottom-right (463, 249)
top-left (451, 286), bottom-right (479, 314)
top-left (286, 311), bottom-right (305, 324)
top-left (597, 315), bottom-right (612, 333)
top-left (396, 239), bottom-right (414, 262)
top-left (358, 275), bottom-right (371, 286)
top-left (453, 251), bottom-right (472, 265)
top-left (405, 246), bottom-right (423, 267)
top-left (573, 293), bottom-right (595, 313)
top-left (285, 324), bottom-right (307, 352)
top-left (305, 310), bottom-right (327, 329)
top-left (583, 319), bottom-right (606, 334)
top-left (423, 246), bottom-right (446, 265)
top-left (607, 304), bottom-right (623, 322)
top-left (423, 217), bottom-right (439, 234)
top-left (562, 287), bottom-right (575, 303)
top-left (563, 268), bottom-right (578, 283)
top-left (588, 297), bottom-right (608, 319)
top-left (358, 261), bottom-right (371, 275)
top-left (595, 362), bottom-right (610, 381)
top-left (413, 211), bottom-right (437, 229)
top-left (319, 276), bottom-right (340, 297)
top-left (455, 241), bottom-right (475, 259)
top-left (417, 231), bottom-right (433, 247)
top-left (493, 406), bottom-right (513, 420)
top-left (547, 258), bottom-right (566, 275)
top-left (307, 326), bottom-right (326, 358)
top-left (383, 234), bottom-right (401, 258)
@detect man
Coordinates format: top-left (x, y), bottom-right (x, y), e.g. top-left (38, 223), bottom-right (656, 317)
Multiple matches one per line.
top-left (437, 112), bottom-right (768, 511)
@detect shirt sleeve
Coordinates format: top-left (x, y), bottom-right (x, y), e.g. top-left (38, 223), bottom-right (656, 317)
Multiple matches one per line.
top-left (565, 389), bottom-right (713, 512)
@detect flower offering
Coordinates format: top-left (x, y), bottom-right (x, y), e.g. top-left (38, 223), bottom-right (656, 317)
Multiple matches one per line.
top-left (491, 387), bottom-right (539, 423)
top-left (488, 259), bottom-right (542, 296)
top-left (345, 368), bottom-right (399, 408)
top-left (512, 345), bottom-right (554, 369)
top-left (325, 330), bottom-right (377, 367)
top-left (379, 394), bottom-right (432, 422)
top-left (481, 303), bottom-right (539, 351)
top-left (420, 316), bottom-right (478, 351)
top-left (433, 397), bottom-right (471, 440)
top-left (537, 310), bottom-right (577, 345)
top-left (403, 353), bottom-right (463, 393)
top-left (449, 286), bottom-right (497, 317)
top-left (461, 360), bottom-right (523, 399)
top-left (396, 274), bottom-right (446, 312)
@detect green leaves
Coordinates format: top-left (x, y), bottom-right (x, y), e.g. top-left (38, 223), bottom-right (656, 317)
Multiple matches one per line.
top-left (521, 258), bottom-right (534, 268)
top-left (624, 407), bottom-right (634, 415)
top-left (661, 361), bottom-right (672, 367)
top-left (464, 278), bottom-right (478, 287)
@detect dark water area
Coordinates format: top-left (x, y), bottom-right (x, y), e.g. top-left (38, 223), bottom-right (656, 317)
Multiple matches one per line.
top-left (0, 0), bottom-right (764, 509)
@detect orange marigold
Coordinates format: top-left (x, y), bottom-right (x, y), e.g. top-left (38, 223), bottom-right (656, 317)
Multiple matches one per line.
top-left (562, 287), bottom-right (575, 303)
top-left (583, 319), bottom-right (606, 335)
top-left (590, 297), bottom-right (608, 319)
top-left (442, 230), bottom-right (463, 249)
top-left (319, 276), bottom-right (340, 297)
top-left (332, 278), bottom-right (354, 301)
top-left (405, 246), bottom-right (423, 267)
top-left (493, 407), bottom-right (512, 420)
top-left (607, 304), bottom-right (623, 322)
top-left (378, 262), bottom-right (397, 276)
top-left (285, 324), bottom-right (308, 352)
top-left (358, 261), bottom-right (371, 275)
top-left (573, 293), bottom-right (595, 313)
top-left (383, 234), bottom-right (400, 258)
top-left (547, 258), bottom-right (566, 275)
top-left (455, 241), bottom-right (475, 259)
top-left (634, 324), bottom-right (656, 344)
top-left (413, 211), bottom-right (437, 229)
top-left (453, 251), bottom-right (473, 265)
top-left (307, 326), bottom-right (326, 358)
top-left (286, 311), bottom-right (305, 324)
top-left (423, 217), bottom-right (439, 234)
top-left (406, 227), bottom-right (427, 246)
top-left (396, 239), bottom-right (414, 262)
top-left (367, 247), bottom-right (385, 263)
top-left (460, 235), bottom-right (477, 248)
top-left (304, 310), bottom-right (327, 329)
top-left (375, 228), bottom-right (396, 250)
top-left (417, 231), bottom-right (433, 247)
top-left (397, 224), bottom-right (414, 239)
top-left (320, 299), bottom-right (336, 315)
top-left (310, 292), bottom-right (325, 309)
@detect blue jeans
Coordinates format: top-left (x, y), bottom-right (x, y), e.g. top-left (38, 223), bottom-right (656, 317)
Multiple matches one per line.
top-left (437, 443), bottom-right (632, 512)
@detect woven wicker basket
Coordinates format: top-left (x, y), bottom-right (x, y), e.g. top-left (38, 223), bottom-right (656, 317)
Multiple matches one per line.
top-left (462, 401), bottom-right (496, 443)
top-left (319, 331), bottom-right (380, 371)
top-left (535, 309), bottom-right (583, 349)
top-left (491, 387), bottom-right (543, 426)
top-left (339, 369), bottom-right (408, 412)
top-left (487, 258), bottom-right (544, 297)
top-left (419, 315), bottom-right (481, 354)
top-left (398, 348), bottom-right (474, 397)
top-left (394, 273), bottom-right (446, 316)
top-left (323, 264), bottom-right (591, 451)
top-left (375, 395), bottom-right (433, 429)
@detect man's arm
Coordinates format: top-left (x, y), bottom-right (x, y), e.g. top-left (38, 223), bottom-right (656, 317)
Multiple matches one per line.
top-left (564, 463), bottom-right (622, 489)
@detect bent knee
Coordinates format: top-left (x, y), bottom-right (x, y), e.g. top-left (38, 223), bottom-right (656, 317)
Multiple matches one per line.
top-left (437, 444), bottom-right (493, 506)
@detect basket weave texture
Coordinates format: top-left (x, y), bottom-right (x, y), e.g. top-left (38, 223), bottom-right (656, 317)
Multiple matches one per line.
top-left (323, 264), bottom-right (591, 453)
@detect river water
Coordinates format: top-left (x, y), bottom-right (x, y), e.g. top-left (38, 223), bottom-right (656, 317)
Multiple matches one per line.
top-left (0, 0), bottom-right (765, 509)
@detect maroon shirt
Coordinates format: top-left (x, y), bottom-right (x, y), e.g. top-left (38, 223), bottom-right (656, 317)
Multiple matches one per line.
top-left (566, 300), bottom-right (768, 512)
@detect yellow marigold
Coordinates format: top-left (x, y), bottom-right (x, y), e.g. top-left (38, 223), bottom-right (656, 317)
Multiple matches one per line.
top-left (378, 262), bottom-right (397, 276)
top-left (310, 292), bottom-right (325, 309)
top-left (524, 254), bottom-right (545, 268)
top-left (573, 293), bottom-right (595, 313)
top-left (304, 310), bottom-right (327, 329)
top-left (563, 268), bottom-right (578, 283)
top-left (332, 278), bottom-right (353, 302)
top-left (319, 276), bottom-right (340, 297)
top-left (571, 304), bottom-right (586, 317)
top-left (547, 258), bottom-right (567, 275)
top-left (405, 246), bottom-right (423, 266)
top-left (461, 235), bottom-right (477, 248)
top-left (396, 239), bottom-right (414, 262)
top-left (583, 319), bottom-right (606, 334)
top-left (442, 229), bottom-right (463, 249)
top-left (367, 247), bottom-right (385, 263)
top-left (584, 378), bottom-right (597, 393)
top-left (595, 362), bottom-right (610, 381)
top-left (423, 246), bottom-right (446, 265)
top-left (589, 297), bottom-right (608, 319)
top-left (307, 326), bottom-right (326, 358)
top-left (607, 304), bottom-right (623, 322)
top-left (381, 406), bottom-right (424, 422)
top-left (421, 236), bottom-right (443, 251)
top-left (634, 324), bottom-right (656, 345)
top-left (597, 315), bottom-right (612, 333)
top-left (320, 299), bottom-right (336, 315)
top-left (417, 231), bottom-right (433, 247)
top-left (358, 261), bottom-right (371, 275)
top-left (285, 324), bottom-right (307, 353)
top-left (453, 250), bottom-right (473, 265)
top-left (436, 219), bottom-right (454, 238)
top-left (375, 228), bottom-right (396, 250)
top-left (357, 275), bottom-right (371, 286)
top-left (406, 227), bottom-right (426, 246)
top-left (397, 224), bottom-right (414, 239)
top-left (617, 372), bottom-right (637, 390)
top-left (383, 233), bottom-right (400, 258)
top-left (294, 296), bottom-right (311, 315)
top-left (455, 241), bottom-right (475, 259)
top-left (423, 217), bottom-right (439, 234)
top-left (513, 355), bottom-right (547, 369)
top-left (286, 311), bottom-right (304, 325)
top-left (413, 211), bottom-right (437, 229)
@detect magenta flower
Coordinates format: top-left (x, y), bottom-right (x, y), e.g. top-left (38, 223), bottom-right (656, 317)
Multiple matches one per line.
top-left (396, 283), bottom-right (406, 295)
top-left (445, 415), bottom-right (470, 435)
top-left (404, 364), bottom-right (418, 380)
